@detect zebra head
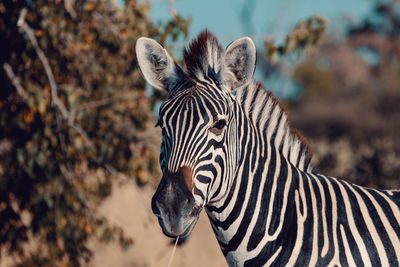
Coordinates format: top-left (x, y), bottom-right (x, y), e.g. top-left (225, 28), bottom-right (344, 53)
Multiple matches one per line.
top-left (136, 32), bottom-right (256, 238)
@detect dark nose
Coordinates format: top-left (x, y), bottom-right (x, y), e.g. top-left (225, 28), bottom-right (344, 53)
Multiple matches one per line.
top-left (151, 167), bottom-right (195, 218)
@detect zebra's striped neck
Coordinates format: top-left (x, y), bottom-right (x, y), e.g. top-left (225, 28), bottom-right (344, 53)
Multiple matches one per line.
top-left (236, 81), bottom-right (312, 172)
top-left (206, 106), bottom-right (303, 261)
top-left (205, 80), bottom-right (314, 261)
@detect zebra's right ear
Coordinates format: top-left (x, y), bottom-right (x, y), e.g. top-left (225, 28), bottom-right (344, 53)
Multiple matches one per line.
top-left (136, 37), bottom-right (184, 92)
top-left (221, 37), bottom-right (256, 92)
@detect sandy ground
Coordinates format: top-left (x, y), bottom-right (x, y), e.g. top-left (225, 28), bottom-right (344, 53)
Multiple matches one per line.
top-left (0, 180), bottom-right (227, 267)
top-left (89, 181), bottom-right (227, 267)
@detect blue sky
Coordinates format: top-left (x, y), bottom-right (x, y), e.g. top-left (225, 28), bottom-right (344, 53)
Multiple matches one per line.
top-left (145, 0), bottom-right (375, 47)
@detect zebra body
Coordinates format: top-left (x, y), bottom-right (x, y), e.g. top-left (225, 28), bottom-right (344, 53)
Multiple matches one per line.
top-left (136, 31), bottom-right (400, 266)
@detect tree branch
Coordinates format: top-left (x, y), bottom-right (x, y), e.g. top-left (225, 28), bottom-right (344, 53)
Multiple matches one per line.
top-left (17, 8), bottom-right (95, 152)
top-left (168, 0), bottom-right (177, 18)
top-left (3, 63), bottom-right (28, 100)
top-left (64, 0), bottom-right (77, 19)
top-left (68, 94), bottom-right (126, 126)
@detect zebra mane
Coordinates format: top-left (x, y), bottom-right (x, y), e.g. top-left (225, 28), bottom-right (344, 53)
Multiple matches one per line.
top-left (183, 30), bottom-right (223, 80)
top-left (237, 82), bottom-right (313, 172)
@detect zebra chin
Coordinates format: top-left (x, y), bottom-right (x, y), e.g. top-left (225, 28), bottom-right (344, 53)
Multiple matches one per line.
top-left (158, 213), bottom-right (200, 238)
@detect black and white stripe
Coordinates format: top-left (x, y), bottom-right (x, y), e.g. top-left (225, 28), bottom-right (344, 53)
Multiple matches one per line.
top-left (136, 31), bottom-right (400, 266)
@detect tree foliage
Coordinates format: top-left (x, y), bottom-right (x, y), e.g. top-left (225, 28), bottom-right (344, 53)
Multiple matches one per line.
top-left (264, 15), bottom-right (327, 64)
top-left (0, 0), bottom-right (189, 265)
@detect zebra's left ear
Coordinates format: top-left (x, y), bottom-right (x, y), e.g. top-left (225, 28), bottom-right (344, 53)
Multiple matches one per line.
top-left (221, 37), bottom-right (256, 91)
top-left (136, 37), bottom-right (184, 92)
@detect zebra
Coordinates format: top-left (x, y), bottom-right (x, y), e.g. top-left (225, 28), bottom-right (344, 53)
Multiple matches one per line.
top-left (135, 31), bottom-right (400, 266)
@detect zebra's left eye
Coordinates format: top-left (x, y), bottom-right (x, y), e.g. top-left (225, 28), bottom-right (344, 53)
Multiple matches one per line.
top-left (209, 119), bottom-right (226, 135)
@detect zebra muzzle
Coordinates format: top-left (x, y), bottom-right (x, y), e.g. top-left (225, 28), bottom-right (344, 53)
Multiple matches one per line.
top-left (151, 167), bottom-right (200, 237)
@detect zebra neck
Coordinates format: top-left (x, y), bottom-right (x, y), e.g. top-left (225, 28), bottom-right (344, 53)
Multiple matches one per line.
top-left (236, 82), bottom-right (312, 172)
top-left (205, 145), bottom-right (301, 261)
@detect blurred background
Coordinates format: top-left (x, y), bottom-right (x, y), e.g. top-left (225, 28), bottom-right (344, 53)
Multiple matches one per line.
top-left (0, 0), bottom-right (399, 266)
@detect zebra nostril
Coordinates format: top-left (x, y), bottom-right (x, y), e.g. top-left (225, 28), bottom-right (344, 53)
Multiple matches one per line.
top-left (182, 196), bottom-right (195, 214)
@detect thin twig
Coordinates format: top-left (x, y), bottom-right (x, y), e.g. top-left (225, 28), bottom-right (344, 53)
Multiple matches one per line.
top-left (64, 0), bottom-right (77, 19)
top-left (3, 63), bottom-right (28, 100)
top-left (105, 164), bottom-right (130, 183)
top-left (60, 163), bottom-right (93, 210)
top-left (168, 0), bottom-right (177, 18)
top-left (167, 237), bottom-right (179, 267)
top-left (68, 94), bottom-right (126, 125)
top-left (17, 8), bottom-right (96, 152)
